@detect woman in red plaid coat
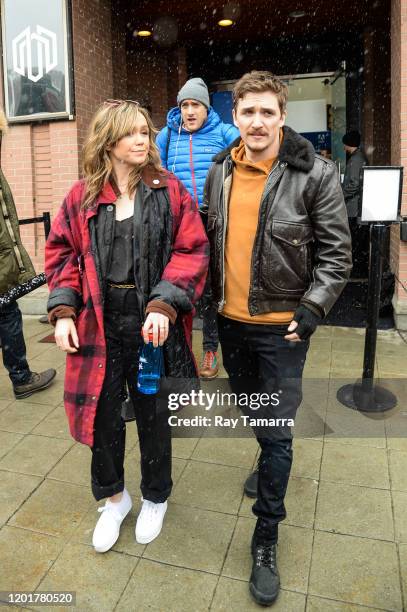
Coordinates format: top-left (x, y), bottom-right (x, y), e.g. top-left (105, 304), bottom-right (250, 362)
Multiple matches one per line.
top-left (45, 100), bottom-right (208, 552)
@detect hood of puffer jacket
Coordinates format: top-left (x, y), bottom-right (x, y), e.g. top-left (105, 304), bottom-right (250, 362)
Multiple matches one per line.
top-left (213, 125), bottom-right (315, 172)
top-left (166, 105), bottom-right (222, 135)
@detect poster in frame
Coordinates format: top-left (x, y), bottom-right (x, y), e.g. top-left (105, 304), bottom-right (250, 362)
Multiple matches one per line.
top-left (1, 0), bottom-right (74, 123)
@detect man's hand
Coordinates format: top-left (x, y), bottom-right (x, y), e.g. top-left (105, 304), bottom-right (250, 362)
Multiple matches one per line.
top-left (284, 304), bottom-right (321, 342)
top-left (55, 317), bottom-right (80, 353)
top-left (142, 312), bottom-right (169, 347)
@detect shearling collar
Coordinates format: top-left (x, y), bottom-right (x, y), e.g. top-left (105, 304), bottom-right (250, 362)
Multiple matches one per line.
top-left (213, 125), bottom-right (315, 172)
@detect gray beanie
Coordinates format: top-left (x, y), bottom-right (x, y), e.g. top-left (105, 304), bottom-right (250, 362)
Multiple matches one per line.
top-left (177, 78), bottom-right (210, 109)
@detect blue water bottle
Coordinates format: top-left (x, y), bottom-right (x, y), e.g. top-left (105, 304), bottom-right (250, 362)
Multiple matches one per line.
top-left (137, 333), bottom-right (163, 395)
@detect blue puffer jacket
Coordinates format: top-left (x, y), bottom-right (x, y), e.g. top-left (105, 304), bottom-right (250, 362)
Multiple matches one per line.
top-left (156, 106), bottom-right (239, 208)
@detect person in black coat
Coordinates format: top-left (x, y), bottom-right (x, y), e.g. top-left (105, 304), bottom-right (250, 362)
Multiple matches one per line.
top-left (342, 130), bottom-right (369, 277)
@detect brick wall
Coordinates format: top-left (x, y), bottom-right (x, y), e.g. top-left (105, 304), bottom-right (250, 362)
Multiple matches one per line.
top-left (71, 0), bottom-right (115, 155)
top-left (391, 0), bottom-right (407, 308)
top-left (0, 0), bottom-right (116, 272)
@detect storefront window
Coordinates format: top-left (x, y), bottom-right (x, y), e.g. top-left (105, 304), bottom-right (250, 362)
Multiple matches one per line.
top-left (1, 0), bottom-right (73, 122)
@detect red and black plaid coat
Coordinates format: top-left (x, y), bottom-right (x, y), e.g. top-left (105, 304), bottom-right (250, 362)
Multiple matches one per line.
top-left (45, 166), bottom-right (209, 446)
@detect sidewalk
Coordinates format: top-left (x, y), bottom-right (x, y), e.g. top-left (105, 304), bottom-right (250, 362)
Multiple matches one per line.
top-left (0, 318), bottom-right (406, 611)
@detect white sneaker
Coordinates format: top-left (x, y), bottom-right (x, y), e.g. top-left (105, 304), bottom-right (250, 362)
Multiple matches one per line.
top-left (92, 488), bottom-right (132, 553)
top-left (135, 498), bottom-right (168, 544)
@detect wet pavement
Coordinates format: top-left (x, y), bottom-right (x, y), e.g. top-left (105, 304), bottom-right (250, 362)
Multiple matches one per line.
top-left (0, 317), bottom-right (407, 611)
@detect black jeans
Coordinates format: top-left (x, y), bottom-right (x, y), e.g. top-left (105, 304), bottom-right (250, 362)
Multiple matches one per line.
top-left (91, 288), bottom-right (172, 502)
top-left (0, 300), bottom-right (31, 386)
top-left (199, 272), bottom-right (218, 352)
top-left (218, 315), bottom-right (310, 544)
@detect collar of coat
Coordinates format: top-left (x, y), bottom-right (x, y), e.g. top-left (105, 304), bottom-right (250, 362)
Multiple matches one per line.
top-left (212, 125), bottom-right (315, 172)
top-left (91, 165), bottom-right (169, 206)
top-left (83, 165), bottom-right (169, 221)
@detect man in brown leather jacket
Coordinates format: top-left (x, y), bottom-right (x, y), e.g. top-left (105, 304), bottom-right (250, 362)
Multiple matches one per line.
top-left (202, 71), bottom-right (352, 606)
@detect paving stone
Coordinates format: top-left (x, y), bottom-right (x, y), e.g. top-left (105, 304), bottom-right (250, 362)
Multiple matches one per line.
top-left (392, 490), bottom-right (407, 542)
top-left (285, 477), bottom-right (318, 529)
top-left (0, 526), bottom-right (62, 591)
top-left (31, 405), bottom-right (71, 439)
top-left (0, 431), bottom-right (24, 460)
top-left (48, 442), bottom-right (91, 487)
top-left (291, 439), bottom-right (323, 479)
top-left (324, 404), bottom-right (386, 446)
top-left (320, 442), bottom-right (389, 489)
top-left (211, 577), bottom-right (306, 611)
top-left (239, 477), bottom-right (318, 530)
top-left (315, 481), bottom-right (394, 540)
top-left (330, 338), bottom-right (365, 354)
top-left (9, 479), bottom-right (93, 537)
top-left (222, 516), bottom-right (313, 593)
top-left (0, 434), bottom-right (73, 477)
top-left (331, 353), bottom-right (364, 371)
top-left (399, 544), bottom-right (407, 605)
top-left (389, 450), bottom-right (407, 491)
top-left (191, 437), bottom-right (258, 468)
top-left (171, 437), bottom-right (200, 459)
top-left (0, 399), bottom-right (12, 413)
top-left (306, 595), bottom-right (386, 611)
top-left (143, 504), bottom-right (235, 574)
top-left (294, 402), bottom-right (327, 439)
top-left (0, 470), bottom-right (41, 526)
top-left (0, 401), bottom-right (56, 434)
top-left (171, 460), bottom-right (247, 514)
top-left (117, 558), bottom-right (218, 612)
top-left (36, 542), bottom-right (137, 611)
top-left (309, 531), bottom-right (402, 610)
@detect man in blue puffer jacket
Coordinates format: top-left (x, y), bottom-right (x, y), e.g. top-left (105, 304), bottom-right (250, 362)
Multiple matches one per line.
top-left (157, 78), bottom-right (239, 379)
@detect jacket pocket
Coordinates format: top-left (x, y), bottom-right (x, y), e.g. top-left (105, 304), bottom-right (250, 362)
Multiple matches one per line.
top-left (263, 221), bottom-right (314, 293)
top-left (0, 247), bottom-right (20, 294)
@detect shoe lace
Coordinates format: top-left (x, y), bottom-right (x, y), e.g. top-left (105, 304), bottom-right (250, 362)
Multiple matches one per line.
top-left (140, 500), bottom-right (160, 521)
top-left (202, 351), bottom-right (215, 368)
top-left (97, 502), bottom-right (123, 521)
top-left (255, 544), bottom-right (276, 569)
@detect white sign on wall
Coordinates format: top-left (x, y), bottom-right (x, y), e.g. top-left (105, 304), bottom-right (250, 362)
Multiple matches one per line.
top-left (286, 99), bottom-right (327, 134)
top-left (12, 25), bottom-right (58, 83)
top-left (1, 0), bottom-right (73, 122)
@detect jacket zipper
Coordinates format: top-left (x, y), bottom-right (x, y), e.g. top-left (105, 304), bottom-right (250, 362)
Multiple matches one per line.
top-left (218, 159), bottom-right (287, 313)
top-left (189, 134), bottom-right (199, 207)
top-left (218, 159), bottom-right (229, 312)
top-left (247, 161), bottom-right (286, 315)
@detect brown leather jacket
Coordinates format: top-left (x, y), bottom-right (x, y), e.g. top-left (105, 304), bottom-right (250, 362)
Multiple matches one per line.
top-left (201, 126), bottom-right (352, 318)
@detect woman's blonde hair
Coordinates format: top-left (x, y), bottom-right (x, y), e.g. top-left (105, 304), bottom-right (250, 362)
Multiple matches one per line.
top-left (82, 101), bottom-right (163, 208)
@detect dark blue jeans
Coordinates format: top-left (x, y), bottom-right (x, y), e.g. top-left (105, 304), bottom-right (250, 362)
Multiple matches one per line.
top-left (218, 315), bottom-right (310, 544)
top-left (197, 271), bottom-right (218, 353)
top-left (0, 300), bottom-right (31, 386)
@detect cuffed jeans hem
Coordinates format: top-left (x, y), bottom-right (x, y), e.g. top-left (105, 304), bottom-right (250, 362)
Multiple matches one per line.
top-left (140, 485), bottom-right (172, 504)
top-left (202, 343), bottom-right (219, 352)
top-left (91, 477), bottom-right (125, 502)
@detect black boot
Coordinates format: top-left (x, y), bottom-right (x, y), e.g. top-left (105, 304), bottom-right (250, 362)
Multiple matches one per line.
top-left (244, 469), bottom-right (258, 498)
top-left (250, 537), bottom-right (280, 606)
top-left (13, 369), bottom-right (56, 399)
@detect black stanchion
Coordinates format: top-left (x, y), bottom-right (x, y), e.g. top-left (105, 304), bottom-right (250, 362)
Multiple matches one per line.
top-left (337, 223), bottom-right (397, 412)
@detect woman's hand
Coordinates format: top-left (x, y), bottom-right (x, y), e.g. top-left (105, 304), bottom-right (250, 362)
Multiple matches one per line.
top-left (55, 317), bottom-right (80, 353)
top-left (142, 312), bottom-right (169, 347)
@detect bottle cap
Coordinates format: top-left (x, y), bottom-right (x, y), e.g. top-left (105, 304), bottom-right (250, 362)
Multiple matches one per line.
top-left (141, 330), bottom-right (154, 341)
